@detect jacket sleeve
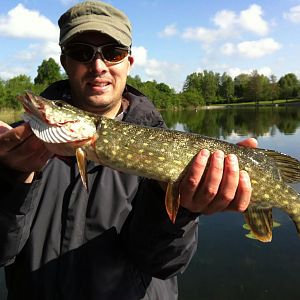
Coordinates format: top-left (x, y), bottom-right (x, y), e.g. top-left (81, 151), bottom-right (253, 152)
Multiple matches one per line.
top-left (0, 164), bottom-right (38, 266)
top-left (120, 178), bottom-right (199, 279)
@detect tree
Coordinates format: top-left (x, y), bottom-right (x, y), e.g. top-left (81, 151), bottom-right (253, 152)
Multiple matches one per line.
top-left (268, 75), bottom-right (280, 101)
top-left (127, 75), bottom-right (142, 90)
top-left (183, 72), bottom-right (201, 92)
top-left (0, 79), bottom-right (6, 107)
top-left (246, 71), bottom-right (270, 104)
top-left (234, 74), bottom-right (250, 101)
top-left (5, 75), bottom-right (34, 109)
top-left (198, 70), bottom-right (218, 104)
top-left (179, 89), bottom-right (204, 108)
top-left (278, 73), bottom-right (300, 99)
top-left (34, 58), bottom-right (64, 86)
top-left (219, 72), bottom-right (234, 103)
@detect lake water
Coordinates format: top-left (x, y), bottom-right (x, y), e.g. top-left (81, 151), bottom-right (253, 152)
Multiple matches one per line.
top-left (160, 106), bottom-right (300, 300)
top-left (1, 105), bottom-right (300, 299)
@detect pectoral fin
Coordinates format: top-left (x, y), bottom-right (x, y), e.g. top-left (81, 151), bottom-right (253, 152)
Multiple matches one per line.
top-left (76, 147), bottom-right (88, 191)
top-left (243, 206), bottom-right (273, 242)
top-left (165, 182), bottom-right (180, 223)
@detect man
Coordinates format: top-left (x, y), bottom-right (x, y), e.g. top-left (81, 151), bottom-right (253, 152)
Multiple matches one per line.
top-left (0, 1), bottom-right (255, 299)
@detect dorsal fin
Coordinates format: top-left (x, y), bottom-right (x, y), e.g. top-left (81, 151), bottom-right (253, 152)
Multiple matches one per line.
top-left (243, 206), bottom-right (273, 242)
top-left (262, 149), bottom-right (300, 183)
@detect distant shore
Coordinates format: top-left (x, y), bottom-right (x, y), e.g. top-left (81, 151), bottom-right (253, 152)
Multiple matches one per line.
top-left (204, 99), bottom-right (300, 110)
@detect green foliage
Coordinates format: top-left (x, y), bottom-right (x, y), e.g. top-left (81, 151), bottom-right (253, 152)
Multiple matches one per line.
top-left (2, 75), bottom-right (34, 109)
top-left (0, 79), bottom-right (5, 107)
top-left (234, 73), bottom-right (250, 100)
top-left (178, 89), bottom-right (204, 108)
top-left (126, 76), bottom-right (179, 109)
top-left (34, 58), bottom-right (64, 86)
top-left (278, 73), bottom-right (300, 99)
top-left (183, 70), bottom-right (300, 105)
top-left (200, 70), bottom-right (219, 103)
top-left (219, 72), bottom-right (234, 103)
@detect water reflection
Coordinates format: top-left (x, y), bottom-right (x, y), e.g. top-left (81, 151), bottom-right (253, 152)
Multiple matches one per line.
top-left (162, 106), bottom-right (300, 138)
top-left (161, 106), bottom-right (300, 300)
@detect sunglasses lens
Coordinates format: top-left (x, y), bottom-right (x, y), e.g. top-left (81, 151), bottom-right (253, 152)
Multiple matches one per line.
top-left (63, 44), bottom-right (129, 63)
top-left (64, 44), bottom-right (95, 62)
top-left (101, 45), bottom-right (129, 63)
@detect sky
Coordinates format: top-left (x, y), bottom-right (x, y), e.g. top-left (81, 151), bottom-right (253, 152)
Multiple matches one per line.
top-left (0, 0), bottom-right (300, 91)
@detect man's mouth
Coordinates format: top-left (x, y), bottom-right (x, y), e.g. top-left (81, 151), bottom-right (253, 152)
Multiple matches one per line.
top-left (92, 82), bottom-right (110, 87)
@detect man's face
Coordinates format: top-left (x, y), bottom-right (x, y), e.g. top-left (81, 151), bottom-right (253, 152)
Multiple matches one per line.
top-left (61, 32), bottom-right (134, 117)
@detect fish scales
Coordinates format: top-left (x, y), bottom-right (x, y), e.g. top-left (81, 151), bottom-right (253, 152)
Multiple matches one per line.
top-left (93, 117), bottom-right (300, 208)
top-left (18, 91), bottom-right (300, 242)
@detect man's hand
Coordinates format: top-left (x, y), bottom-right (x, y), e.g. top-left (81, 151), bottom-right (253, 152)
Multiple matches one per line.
top-left (0, 121), bottom-right (52, 182)
top-left (179, 138), bottom-right (257, 215)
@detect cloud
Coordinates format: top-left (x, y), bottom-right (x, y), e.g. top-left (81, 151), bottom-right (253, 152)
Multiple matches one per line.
top-left (16, 41), bottom-right (61, 63)
top-left (0, 4), bottom-right (59, 41)
top-left (131, 46), bottom-right (148, 66)
top-left (131, 45), bottom-right (182, 90)
top-left (237, 38), bottom-right (281, 58)
top-left (182, 27), bottom-right (220, 44)
top-left (159, 24), bottom-right (178, 37)
top-left (182, 4), bottom-right (269, 45)
top-left (0, 40), bottom-right (61, 80)
top-left (227, 66), bottom-right (273, 79)
top-left (283, 5), bottom-right (300, 23)
top-left (220, 38), bottom-right (281, 58)
top-left (213, 10), bottom-right (236, 29)
top-left (0, 66), bottom-right (30, 80)
top-left (144, 59), bottom-right (181, 79)
top-left (220, 43), bottom-right (235, 55)
top-left (132, 45), bottom-right (180, 79)
top-left (238, 4), bottom-right (269, 36)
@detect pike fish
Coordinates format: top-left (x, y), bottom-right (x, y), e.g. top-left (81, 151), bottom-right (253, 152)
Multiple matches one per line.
top-left (18, 91), bottom-right (300, 242)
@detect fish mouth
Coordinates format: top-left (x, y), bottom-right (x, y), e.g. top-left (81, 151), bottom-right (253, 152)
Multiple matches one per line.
top-left (18, 91), bottom-right (47, 122)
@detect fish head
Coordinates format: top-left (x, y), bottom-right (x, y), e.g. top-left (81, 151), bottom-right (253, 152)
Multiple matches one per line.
top-left (19, 91), bottom-right (93, 126)
top-left (18, 91), bottom-right (98, 154)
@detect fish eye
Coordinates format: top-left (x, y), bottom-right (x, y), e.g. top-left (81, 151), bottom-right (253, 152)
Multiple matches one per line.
top-left (54, 101), bottom-right (64, 108)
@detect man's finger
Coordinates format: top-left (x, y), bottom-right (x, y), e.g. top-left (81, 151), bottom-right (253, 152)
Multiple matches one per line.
top-left (237, 137), bottom-right (257, 148)
top-left (0, 123), bottom-right (33, 152)
top-left (202, 154), bottom-right (239, 214)
top-left (180, 149), bottom-right (210, 205)
top-left (0, 120), bottom-right (12, 134)
top-left (227, 170), bottom-right (252, 212)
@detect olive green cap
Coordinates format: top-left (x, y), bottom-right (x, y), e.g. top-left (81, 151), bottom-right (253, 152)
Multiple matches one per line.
top-left (58, 1), bottom-right (132, 47)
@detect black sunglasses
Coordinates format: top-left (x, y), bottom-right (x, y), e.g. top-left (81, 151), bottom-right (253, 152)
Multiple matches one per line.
top-left (62, 43), bottom-right (131, 64)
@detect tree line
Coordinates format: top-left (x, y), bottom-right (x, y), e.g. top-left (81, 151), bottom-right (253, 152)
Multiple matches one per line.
top-left (0, 57), bottom-right (299, 110)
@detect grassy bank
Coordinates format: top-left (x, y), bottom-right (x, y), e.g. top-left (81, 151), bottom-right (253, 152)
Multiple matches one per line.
top-left (0, 109), bottom-right (23, 124)
top-left (216, 98), bottom-right (300, 107)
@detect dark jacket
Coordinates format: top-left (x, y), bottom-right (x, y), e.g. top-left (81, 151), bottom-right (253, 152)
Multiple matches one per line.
top-left (0, 81), bottom-right (199, 300)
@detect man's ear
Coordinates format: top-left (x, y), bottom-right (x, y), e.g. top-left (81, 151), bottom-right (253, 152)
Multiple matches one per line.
top-left (128, 55), bottom-right (134, 67)
top-left (127, 56), bottom-right (134, 75)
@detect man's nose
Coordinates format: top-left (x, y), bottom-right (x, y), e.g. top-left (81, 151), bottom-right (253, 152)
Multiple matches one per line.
top-left (91, 53), bottom-right (108, 73)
